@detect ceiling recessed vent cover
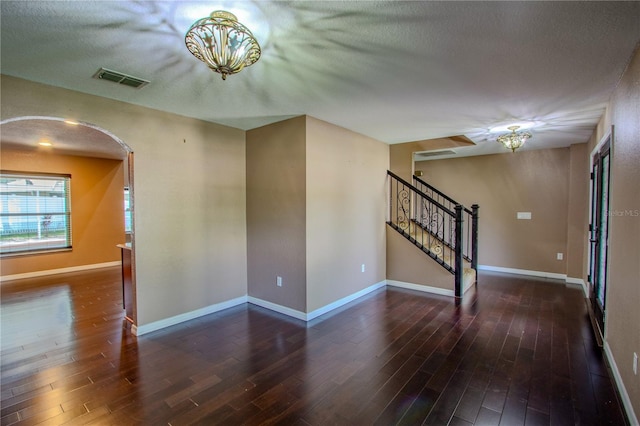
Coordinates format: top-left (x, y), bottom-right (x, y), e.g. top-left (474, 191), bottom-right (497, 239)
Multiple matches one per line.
top-left (414, 150), bottom-right (457, 160)
top-left (93, 68), bottom-right (149, 89)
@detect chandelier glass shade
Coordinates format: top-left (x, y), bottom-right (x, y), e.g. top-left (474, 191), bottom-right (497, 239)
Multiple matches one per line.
top-left (185, 11), bottom-right (261, 80)
top-left (497, 125), bottom-right (532, 152)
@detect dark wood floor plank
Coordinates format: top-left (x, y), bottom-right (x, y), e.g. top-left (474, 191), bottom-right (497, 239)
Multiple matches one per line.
top-left (474, 406), bottom-right (502, 425)
top-left (453, 385), bottom-right (484, 424)
top-left (499, 396), bottom-right (527, 426)
top-left (1, 268), bottom-right (630, 425)
top-left (396, 386), bottom-right (441, 425)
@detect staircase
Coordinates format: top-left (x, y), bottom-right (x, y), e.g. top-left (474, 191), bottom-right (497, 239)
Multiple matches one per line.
top-left (387, 170), bottom-right (479, 299)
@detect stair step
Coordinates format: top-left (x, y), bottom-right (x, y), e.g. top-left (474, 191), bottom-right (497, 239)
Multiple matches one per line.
top-left (463, 267), bottom-right (477, 292)
top-left (388, 221), bottom-right (476, 288)
top-left (387, 171), bottom-right (479, 296)
top-left (407, 227), bottom-right (468, 265)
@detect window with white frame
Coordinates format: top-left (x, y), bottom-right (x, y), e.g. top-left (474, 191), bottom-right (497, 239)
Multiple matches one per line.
top-left (0, 172), bottom-right (72, 255)
top-left (124, 187), bottom-right (132, 234)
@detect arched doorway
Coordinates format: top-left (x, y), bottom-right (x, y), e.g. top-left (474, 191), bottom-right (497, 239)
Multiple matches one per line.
top-left (0, 116), bottom-right (138, 326)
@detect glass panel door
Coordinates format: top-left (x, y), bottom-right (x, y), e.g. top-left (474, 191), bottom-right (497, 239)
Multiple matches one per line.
top-left (589, 161), bottom-right (599, 288)
top-left (589, 138), bottom-right (611, 340)
top-left (596, 154), bottom-right (609, 308)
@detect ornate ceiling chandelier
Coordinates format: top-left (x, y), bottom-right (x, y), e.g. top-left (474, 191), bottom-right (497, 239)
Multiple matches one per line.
top-left (497, 125), bottom-right (532, 152)
top-left (185, 11), bottom-right (261, 80)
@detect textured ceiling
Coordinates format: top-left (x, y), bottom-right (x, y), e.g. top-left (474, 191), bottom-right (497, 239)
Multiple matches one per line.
top-left (1, 117), bottom-right (128, 160)
top-left (1, 1), bottom-right (639, 159)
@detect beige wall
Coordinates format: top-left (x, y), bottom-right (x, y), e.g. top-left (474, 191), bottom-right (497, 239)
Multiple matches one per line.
top-left (305, 117), bottom-right (388, 312)
top-left (416, 148), bottom-right (571, 274)
top-left (602, 46), bottom-right (640, 418)
top-left (390, 136), bottom-right (475, 182)
top-left (1, 76), bottom-right (248, 327)
top-left (0, 150), bottom-right (124, 275)
top-left (246, 116), bottom-right (389, 313)
top-left (246, 117), bottom-right (307, 312)
top-left (386, 226), bottom-right (453, 290)
top-left (566, 143), bottom-right (590, 280)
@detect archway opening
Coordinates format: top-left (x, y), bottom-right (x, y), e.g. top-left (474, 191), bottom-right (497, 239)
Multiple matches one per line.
top-left (0, 116), bottom-right (137, 325)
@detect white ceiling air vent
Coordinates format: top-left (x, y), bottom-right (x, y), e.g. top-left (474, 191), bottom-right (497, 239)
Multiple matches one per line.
top-left (93, 68), bottom-right (149, 89)
top-left (414, 150), bottom-right (457, 161)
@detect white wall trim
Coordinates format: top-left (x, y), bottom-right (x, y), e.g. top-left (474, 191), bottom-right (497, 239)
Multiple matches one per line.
top-left (478, 266), bottom-right (589, 295)
top-left (604, 341), bottom-right (639, 426)
top-left (590, 129), bottom-right (613, 161)
top-left (0, 261), bottom-right (121, 283)
top-left (386, 279), bottom-right (455, 297)
top-left (248, 280), bottom-right (387, 322)
top-left (247, 297), bottom-right (307, 321)
top-left (478, 265), bottom-right (566, 281)
top-left (306, 280), bottom-right (387, 321)
top-left (586, 129), bottom-right (614, 309)
top-left (134, 296), bottom-right (248, 336)
top-left (566, 277), bottom-right (588, 296)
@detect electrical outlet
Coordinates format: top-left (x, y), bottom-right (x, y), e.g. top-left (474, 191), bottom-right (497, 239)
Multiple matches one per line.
top-left (361, 264), bottom-right (365, 273)
top-left (557, 253), bottom-right (563, 260)
top-left (634, 352), bottom-right (638, 375)
top-left (277, 276), bottom-right (282, 287)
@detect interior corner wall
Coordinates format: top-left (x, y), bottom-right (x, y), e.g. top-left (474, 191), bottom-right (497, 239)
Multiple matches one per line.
top-left (1, 75), bottom-right (248, 327)
top-left (390, 142), bottom-right (417, 182)
top-left (602, 45), bottom-right (640, 418)
top-left (415, 148), bottom-right (571, 274)
top-left (0, 150), bottom-right (124, 275)
top-left (246, 116), bottom-right (307, 312)
top-left (305, 117), bottom-right (389, 312)
top-left (566, 143), bottom-right (590, 280)
top-left (390, 138), bottom-right (476, 183)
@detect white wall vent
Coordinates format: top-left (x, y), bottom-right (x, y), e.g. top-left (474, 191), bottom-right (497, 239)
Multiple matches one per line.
top-left (93, 68), bottom-right (149, 89)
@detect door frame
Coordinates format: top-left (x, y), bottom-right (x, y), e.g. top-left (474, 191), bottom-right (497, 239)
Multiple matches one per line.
top-left (587, 127), bottom-right (613, 343)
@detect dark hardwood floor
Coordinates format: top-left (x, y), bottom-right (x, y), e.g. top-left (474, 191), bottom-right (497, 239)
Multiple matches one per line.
top-left (1, 267), bottom-right (628, 425)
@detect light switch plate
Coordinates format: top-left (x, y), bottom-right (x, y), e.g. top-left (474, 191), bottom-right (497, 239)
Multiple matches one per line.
top-left (517, 212), bottom-right (532, 220)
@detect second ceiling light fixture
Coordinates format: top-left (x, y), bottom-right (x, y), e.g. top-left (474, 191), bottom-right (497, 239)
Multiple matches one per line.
top-left (497, 125), bottom-right (532, 152)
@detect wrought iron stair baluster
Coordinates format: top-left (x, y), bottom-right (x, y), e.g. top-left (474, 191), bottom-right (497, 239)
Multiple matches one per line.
top-left (386, 171), bottom-right (480, 299)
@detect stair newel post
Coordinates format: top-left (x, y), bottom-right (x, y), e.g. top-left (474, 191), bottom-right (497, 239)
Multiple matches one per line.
top-left (389, 173), bottom-right (393, 225)
top-left (454, 204), bottom-right (464, 299)
top-left (411, 185), bottom-right (416, 236)
top-left (471, 204), bottom-right (479, 272)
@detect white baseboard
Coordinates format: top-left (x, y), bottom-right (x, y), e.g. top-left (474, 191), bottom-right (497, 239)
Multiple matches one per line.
top-left (306, 280), bottom-right (387, 321)
top-left (478, 266), bottom-right (589, 295)
top-left (386, 280), bottom-right (455, 297)
top-left (478, 265), bottom-right (567, 280)
top-left (134, 296), bottom-right (248, 336)
top-left (0, 261), bottom-right (121, 282)
top-left (248, 280), bottom-right (387, 322)
top-left (565, 277), bottom-right (588, 297)
top-left (604, 341), bottom-right (639, 426)
top-left (247, 297), bottom-right (307, 321)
